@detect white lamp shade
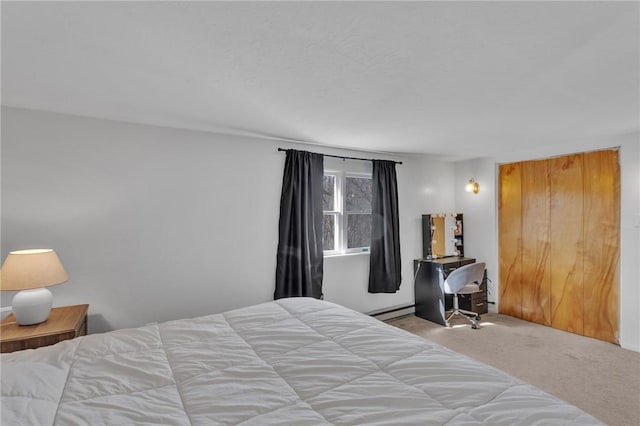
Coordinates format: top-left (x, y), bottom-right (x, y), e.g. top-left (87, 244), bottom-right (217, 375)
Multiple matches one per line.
top-left (1, 249), bottom-right (68, 291)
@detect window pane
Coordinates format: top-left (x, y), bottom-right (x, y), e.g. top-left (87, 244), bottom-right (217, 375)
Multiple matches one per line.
top-left (345, 177), bottom-right (371, 212)
top-left (347, 213), bottom-right (371, 249)
top-left (323, 175), bottom-right (335, 211)
top-left (323, 214), bottom-right (335, 251)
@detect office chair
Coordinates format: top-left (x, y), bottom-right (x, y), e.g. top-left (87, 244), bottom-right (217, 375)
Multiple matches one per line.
top-left (443, 262), bottom-right (486, 329)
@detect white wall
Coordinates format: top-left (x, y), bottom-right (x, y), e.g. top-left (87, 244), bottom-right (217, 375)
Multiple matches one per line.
top-left (455, 136), bottom-right (640, 352)
top-left (454, 159), bottom-right (498, 311)
top-left (1, 107), bottom-right (455, 331)
top-left (7, 108), bottom-right (634, 350)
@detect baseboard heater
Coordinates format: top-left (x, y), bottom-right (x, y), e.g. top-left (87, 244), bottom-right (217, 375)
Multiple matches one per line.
top-left (368, 304), bottom-right (415, 322)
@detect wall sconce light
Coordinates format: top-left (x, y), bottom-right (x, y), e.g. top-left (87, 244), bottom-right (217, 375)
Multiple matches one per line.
top-left (465, 178), bottom-right (480, 194)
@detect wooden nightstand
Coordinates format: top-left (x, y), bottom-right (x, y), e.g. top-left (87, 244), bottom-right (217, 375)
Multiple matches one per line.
top-left (1, 304), bottom-right (88, 353)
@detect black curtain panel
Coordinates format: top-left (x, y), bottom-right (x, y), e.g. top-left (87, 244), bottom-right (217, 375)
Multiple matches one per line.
top-left (274, 150), bottom-right (324, 300)
top-left (368, 160), bottom-right (402, 293)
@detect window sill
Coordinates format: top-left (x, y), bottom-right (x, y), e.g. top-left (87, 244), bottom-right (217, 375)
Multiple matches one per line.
top-left (324, 251), bottom-right (370, 259)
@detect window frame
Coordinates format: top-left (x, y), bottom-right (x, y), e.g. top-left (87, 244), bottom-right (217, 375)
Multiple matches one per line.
top-left (322, 171), bottom-right (340, 255)
top-left (323, 169), bottom-right (372, 256)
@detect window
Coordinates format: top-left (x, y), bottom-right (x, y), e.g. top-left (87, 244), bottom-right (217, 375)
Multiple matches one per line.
top-left (323, 171), bottom-right (372, 255)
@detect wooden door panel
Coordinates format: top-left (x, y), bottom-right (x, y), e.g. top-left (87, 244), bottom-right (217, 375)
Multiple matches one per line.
top-left (498, 163), bottom-right (522, 318)
top-left (521, 159), bottom-right (551, 325)
top-left (549, 154), bottom-right (584, 334)
top-left (583, 150), bottom-right (620, 343)
top-left (498, 150), bottom-right (619, 343)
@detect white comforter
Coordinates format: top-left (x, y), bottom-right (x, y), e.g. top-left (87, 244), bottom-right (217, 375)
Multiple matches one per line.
top-left (2, 298), bottom-right (602, 425)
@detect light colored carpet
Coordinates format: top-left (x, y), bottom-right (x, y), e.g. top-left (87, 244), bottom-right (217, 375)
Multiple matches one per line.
top-left (388, 313), bottom-right (640, 426)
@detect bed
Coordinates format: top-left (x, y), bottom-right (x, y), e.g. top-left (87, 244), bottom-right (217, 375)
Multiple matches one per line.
top-left (1, 297), bottom-right (602, 425)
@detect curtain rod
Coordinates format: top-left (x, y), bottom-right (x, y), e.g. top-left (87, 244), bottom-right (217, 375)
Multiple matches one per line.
top-left (277, 148), bottom-right (402, 165)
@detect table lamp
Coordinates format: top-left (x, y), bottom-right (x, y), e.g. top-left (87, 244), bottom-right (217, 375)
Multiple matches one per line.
top-left (0, 249), bottom-right (68, 325)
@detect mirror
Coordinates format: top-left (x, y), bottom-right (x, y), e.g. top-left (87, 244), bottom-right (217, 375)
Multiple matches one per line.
top-left (422, 213), bottom-right (464, 258)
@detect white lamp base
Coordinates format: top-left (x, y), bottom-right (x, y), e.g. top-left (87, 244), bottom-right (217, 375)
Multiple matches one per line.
top-left (12, 288), bottom-right (53, 325)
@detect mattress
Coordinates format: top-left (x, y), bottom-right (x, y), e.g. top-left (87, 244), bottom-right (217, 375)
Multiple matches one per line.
top-left (1, 297), bottom-right (602, 425)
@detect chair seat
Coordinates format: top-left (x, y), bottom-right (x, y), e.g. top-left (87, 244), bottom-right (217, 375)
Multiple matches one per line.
top-left (443, 262), bottom-right (485, 295)
top-left (456, 283), bottom-right (480, 294)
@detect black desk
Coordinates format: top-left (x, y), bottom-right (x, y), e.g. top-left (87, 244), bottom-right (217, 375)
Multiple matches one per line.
top-left (414, 257), bottom-right (485, 325)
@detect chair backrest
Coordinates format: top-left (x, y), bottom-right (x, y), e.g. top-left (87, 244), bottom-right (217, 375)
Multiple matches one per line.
top-left (444, 262), bottom-right (486, 294)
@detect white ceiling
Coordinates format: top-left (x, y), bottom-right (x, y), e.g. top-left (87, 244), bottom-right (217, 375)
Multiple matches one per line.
top-left (2, 1), bottom-right (638, 159)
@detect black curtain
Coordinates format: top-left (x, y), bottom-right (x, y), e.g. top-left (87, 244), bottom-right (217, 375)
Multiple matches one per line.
top-left (368, 160), bottom-right (402, 293)
top-left (274, 150), bottom-right (324, 300)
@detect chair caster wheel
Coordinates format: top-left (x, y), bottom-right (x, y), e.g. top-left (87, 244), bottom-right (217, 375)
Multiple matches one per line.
top-left (471, 324), bottom-right (478, 329)
top-left (476, 316), bottom-right (481, 320)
